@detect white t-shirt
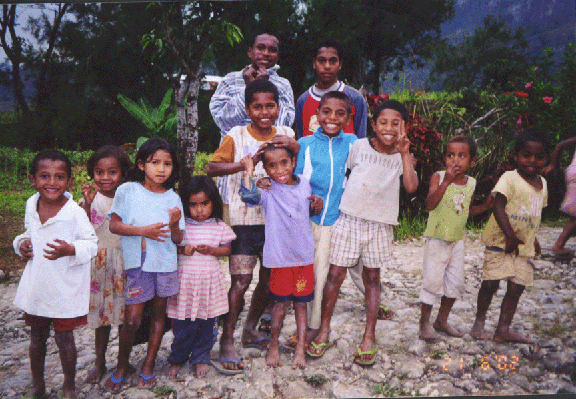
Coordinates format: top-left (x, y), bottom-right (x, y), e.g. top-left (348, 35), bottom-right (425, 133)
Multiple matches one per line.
top-left (339, 138), bottom-right (406, 225)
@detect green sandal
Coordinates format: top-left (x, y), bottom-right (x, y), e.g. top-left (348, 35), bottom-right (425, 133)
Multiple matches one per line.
top-left (353, 346), bottom-right (377, 366)
top-left (305, 341), bottom-right (331, 358)
top-left (378, 305), bottom-right (394, 320)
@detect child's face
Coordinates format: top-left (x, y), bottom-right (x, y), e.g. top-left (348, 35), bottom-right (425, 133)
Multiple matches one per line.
top-left (316, 98), bottom-right (350, 137)
top-left (314, 47), bottom-right (341, 87)
top-left (188, 191), bottom-right (213, 223)
top-left (445, 142), bottom-right (473, 177)
top-left (138, 149), bottom-right (173, 188)
top-left (29, 159), bottom-right (72, 204)
top-left (94, 156), bottom-right (123, 198)
top-left (514, 141), bottom-right (547, 178)
top-left (263, 148), bottom-right (296, 185)
top-left (248, 34), bottom-right (279, 70)
top-left (371, 108), bottom-right (403, 148)
top-left (246, 92), bottom-right (279, 132)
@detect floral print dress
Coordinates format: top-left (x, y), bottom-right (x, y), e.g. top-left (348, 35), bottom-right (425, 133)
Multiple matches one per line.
top-left (84, 192), bottom-right (126, 328)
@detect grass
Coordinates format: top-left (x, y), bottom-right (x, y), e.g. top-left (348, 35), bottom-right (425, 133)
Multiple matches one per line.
top-left (533, 319), bottom-right (569, 338)
top-left (394, 215), bottom-right (426, 241)
top-left (370, 383), bottom-right (418, 397)
top-left (154, 385), bottom-right (177, 398)
top-left (429, 348), bottom-right (446, 360)
top-left (305, 374), bottom-right (327, 387)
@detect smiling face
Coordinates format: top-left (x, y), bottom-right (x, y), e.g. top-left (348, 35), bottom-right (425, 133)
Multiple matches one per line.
top-left (371, 108), bottom-right (403, 150)
top-left (29, 159), bottom-right (72, 204)
top-left (445, 142), bottom-right (473, 177)
top-left (188, 191), bottom-right (213, 223)
top-left (262, 147), bottom-right (296, 185)
top-left (514, 141), bottom-right (547, 178)
top-left (246, 91), bottom-right (279, 134)
top-left (138, 149), bottom-right (173, 191)
top-left (248, 34), bottom-right (279, 70)
top-left (313, 47), bottom-right (341, 89)
top-left (316, 97), bottom-right (350, 137)
top-left (93, 156), bottom-right (123, 198)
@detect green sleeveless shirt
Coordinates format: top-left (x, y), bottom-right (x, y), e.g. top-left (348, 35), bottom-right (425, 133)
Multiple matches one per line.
top-left (423, 171), bottom-right (476, 242)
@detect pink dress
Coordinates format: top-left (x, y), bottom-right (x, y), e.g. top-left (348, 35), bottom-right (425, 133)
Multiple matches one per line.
top-left (561, 151), bottom-right (576, 217)
top-left (167, 218), bottom-right (236, 320)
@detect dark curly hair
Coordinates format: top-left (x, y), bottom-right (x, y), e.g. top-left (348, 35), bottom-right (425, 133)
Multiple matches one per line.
top-left (179, 175), bottom-right (223, 220)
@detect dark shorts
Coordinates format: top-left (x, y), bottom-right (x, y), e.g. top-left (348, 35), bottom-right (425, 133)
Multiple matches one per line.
top-left (25, 314), bottom-right (87, 332)
top-left (230, 225), bottom-right (265, 275)
top-left (125, 251), bottom-right (179, 305)
top-left (269, 264), bottom-right (314, 303)
top-left (231, 225), bottom-right (265, 256)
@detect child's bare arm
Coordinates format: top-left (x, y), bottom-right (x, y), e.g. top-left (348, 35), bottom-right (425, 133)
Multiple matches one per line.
top-left (240, 154), bottom-right (255, 189)
top-left (168, 207), bottom-right (183, 245)
top-left (109, 213), bottom-right (170, 242)
top-left (196, 244), bottom-right (232, 257)
top-left (397, 120), bottom-right (418, 193)
top-left (469, 193), bottom-right (495, 216)
top-left (543, 136), bottom-right (576, 174)
top-left (492, 193), bottom-right (523, 255)
top-left (426, 172), bottom-right (450, 211)
top-left (80, 183), bottom-right (98, 220)
top-left (206, 161), bottom-right (247, 178)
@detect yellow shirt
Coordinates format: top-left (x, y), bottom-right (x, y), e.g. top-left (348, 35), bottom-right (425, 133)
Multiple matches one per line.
top-left (481, 170), bottom-right (547, 257)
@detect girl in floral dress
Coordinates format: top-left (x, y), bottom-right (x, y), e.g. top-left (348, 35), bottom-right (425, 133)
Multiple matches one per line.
top-left (80, 145), bottom-right (132, 383)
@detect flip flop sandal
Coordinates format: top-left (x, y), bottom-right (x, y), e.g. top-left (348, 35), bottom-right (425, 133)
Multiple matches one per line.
top-left (101, 372), bottom-right (126, 394)
top-left (242, 337), bottom-right (270, 350)
top-left (353, 347), bottom-right (378, 366)
top-left (137, 373), bottom-right (156, 390)
top-left (258, 313), bottom-right (272, 334)
top-left (305, 341), bottom-right (331, 358)
top-left (378, 305), bottom-right (394, 320)
top-left (210, 356), bottom-right (245, 375)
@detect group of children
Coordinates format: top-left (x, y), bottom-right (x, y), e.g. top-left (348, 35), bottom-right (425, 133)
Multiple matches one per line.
top-left (13, 45), bottom-right (563, 399)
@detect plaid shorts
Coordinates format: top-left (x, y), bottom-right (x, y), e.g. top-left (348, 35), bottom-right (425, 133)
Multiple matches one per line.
top-left (329, 212), bottom-right (393, 268)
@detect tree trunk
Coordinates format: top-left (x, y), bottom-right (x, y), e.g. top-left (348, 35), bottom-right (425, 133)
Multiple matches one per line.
top-left (175, 62), bottom-right (202, 191)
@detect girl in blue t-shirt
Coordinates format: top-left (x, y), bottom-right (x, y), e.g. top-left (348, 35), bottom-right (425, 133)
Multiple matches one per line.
top-left (103, 138), bottom-right (185, 393)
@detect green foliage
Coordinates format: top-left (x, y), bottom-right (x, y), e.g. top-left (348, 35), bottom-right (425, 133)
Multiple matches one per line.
top-left (428, 15), bottom-right (530, 91)
top-left (117, 88), bottom-right (177, 144)
top-left (394, 215), bottom-right (426, 241)
top-left (154, 385), bottom-right (177, 398)
top-left (370, 383), bottom-right (412, 397)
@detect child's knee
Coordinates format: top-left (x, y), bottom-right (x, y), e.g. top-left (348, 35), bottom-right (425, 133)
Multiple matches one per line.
top-left (231, 274), bottom-right (252, 292)
top-left (54, 330), bottom-right (75, 349)
top-left (362, 268), bottom-right (380, 287)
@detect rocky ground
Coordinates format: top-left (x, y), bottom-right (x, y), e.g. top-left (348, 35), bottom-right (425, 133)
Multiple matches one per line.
top-left (0, 226), bottom-right (575, 398)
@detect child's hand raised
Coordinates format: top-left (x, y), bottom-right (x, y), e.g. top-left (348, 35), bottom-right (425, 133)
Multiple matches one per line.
top-left (19, 239), bottom-right (33, 261)
top-left (504, 236), bottom-right (524, 256)
top-left (395, 120), bottom-right (411, 155)
top-left (444, 164), bottom-right (458, 184)
top-left (141, 223), bottom-right (170, 242)
top-left (81, 183), bottom-right (99, 206)
top-left (309, 195), bottom-right (323, 214)
top-left (44, 239), bottom-right (75, 260)
top-left (168, 207), bottom-right (181, 229)
top-left (241, 154), bottom-right (255, 176)
top-left (196, 244), bottom-right (215, 255)
top-left (256, 177), bottom-right (272, 191)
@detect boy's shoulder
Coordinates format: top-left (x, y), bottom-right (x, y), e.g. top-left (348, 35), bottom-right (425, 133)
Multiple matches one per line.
top-left (341, 84), bottom-right (364, 100)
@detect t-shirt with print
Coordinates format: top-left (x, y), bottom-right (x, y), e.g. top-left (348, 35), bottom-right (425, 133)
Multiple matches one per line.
top-left (339, 138), bottom-right (408, 225)
top-left (210, 124), bottom-right (295, 226)
top-left (481, 170), bottom-right (548, 258)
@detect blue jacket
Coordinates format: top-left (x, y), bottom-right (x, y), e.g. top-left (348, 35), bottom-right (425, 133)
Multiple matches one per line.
top-left (295, 128), bottom-right (357, 226)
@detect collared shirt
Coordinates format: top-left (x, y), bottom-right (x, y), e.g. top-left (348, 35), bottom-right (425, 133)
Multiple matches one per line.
top-left (209, 65), bottom-right (295, 138)
top-left (13, 192), bottom-right (98, 318)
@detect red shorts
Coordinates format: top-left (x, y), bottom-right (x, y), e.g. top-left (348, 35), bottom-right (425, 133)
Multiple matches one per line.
top-left (269, 264), bottom-right (314, 303)
top-left (25, 314), bottom-right (87, 332)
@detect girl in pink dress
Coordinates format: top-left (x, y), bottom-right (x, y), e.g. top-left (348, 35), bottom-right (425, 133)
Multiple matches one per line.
top-left (166, 176), bottom-right (236, 379)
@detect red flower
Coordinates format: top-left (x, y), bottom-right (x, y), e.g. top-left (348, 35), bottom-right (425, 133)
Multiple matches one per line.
top-left (543, 96), bottom-right (553, 103)
top-left (503, 92), bottom-right (511, 95)
top-left (525, 82), bottom-right (533, 88)
top-left (514, 91), bottom-right (529, 98)
top-left (534, 67), bottom-right (540, 72)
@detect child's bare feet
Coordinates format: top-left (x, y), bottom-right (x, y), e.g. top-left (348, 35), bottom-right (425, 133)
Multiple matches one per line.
top-left (59, 388), bottom-right (77, 399)
top-left (25, 385), bottom-right (46, 399)
top-left (85, 364), bottom-right (107, 384)
top-left (219, 337), bottom-right (244, 371)
top-left (293, 350), bottom-right (307, 369)
top-left (470, 318), bottom-right (488, 340)
top-left (195, 363), bottom-right (210, 378)
top-left (167, 363), bottom-right (184, 380)
top-left (493, 330), bottom-right (532, 343)
top-left (419, 321), bottom-right (440, 340)
top-left (266, 344), bottom-right (282, 367)
top-left (433, 320), bottom-right (464, 338)
top-left (551, 246), bottom-right (574, 256)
